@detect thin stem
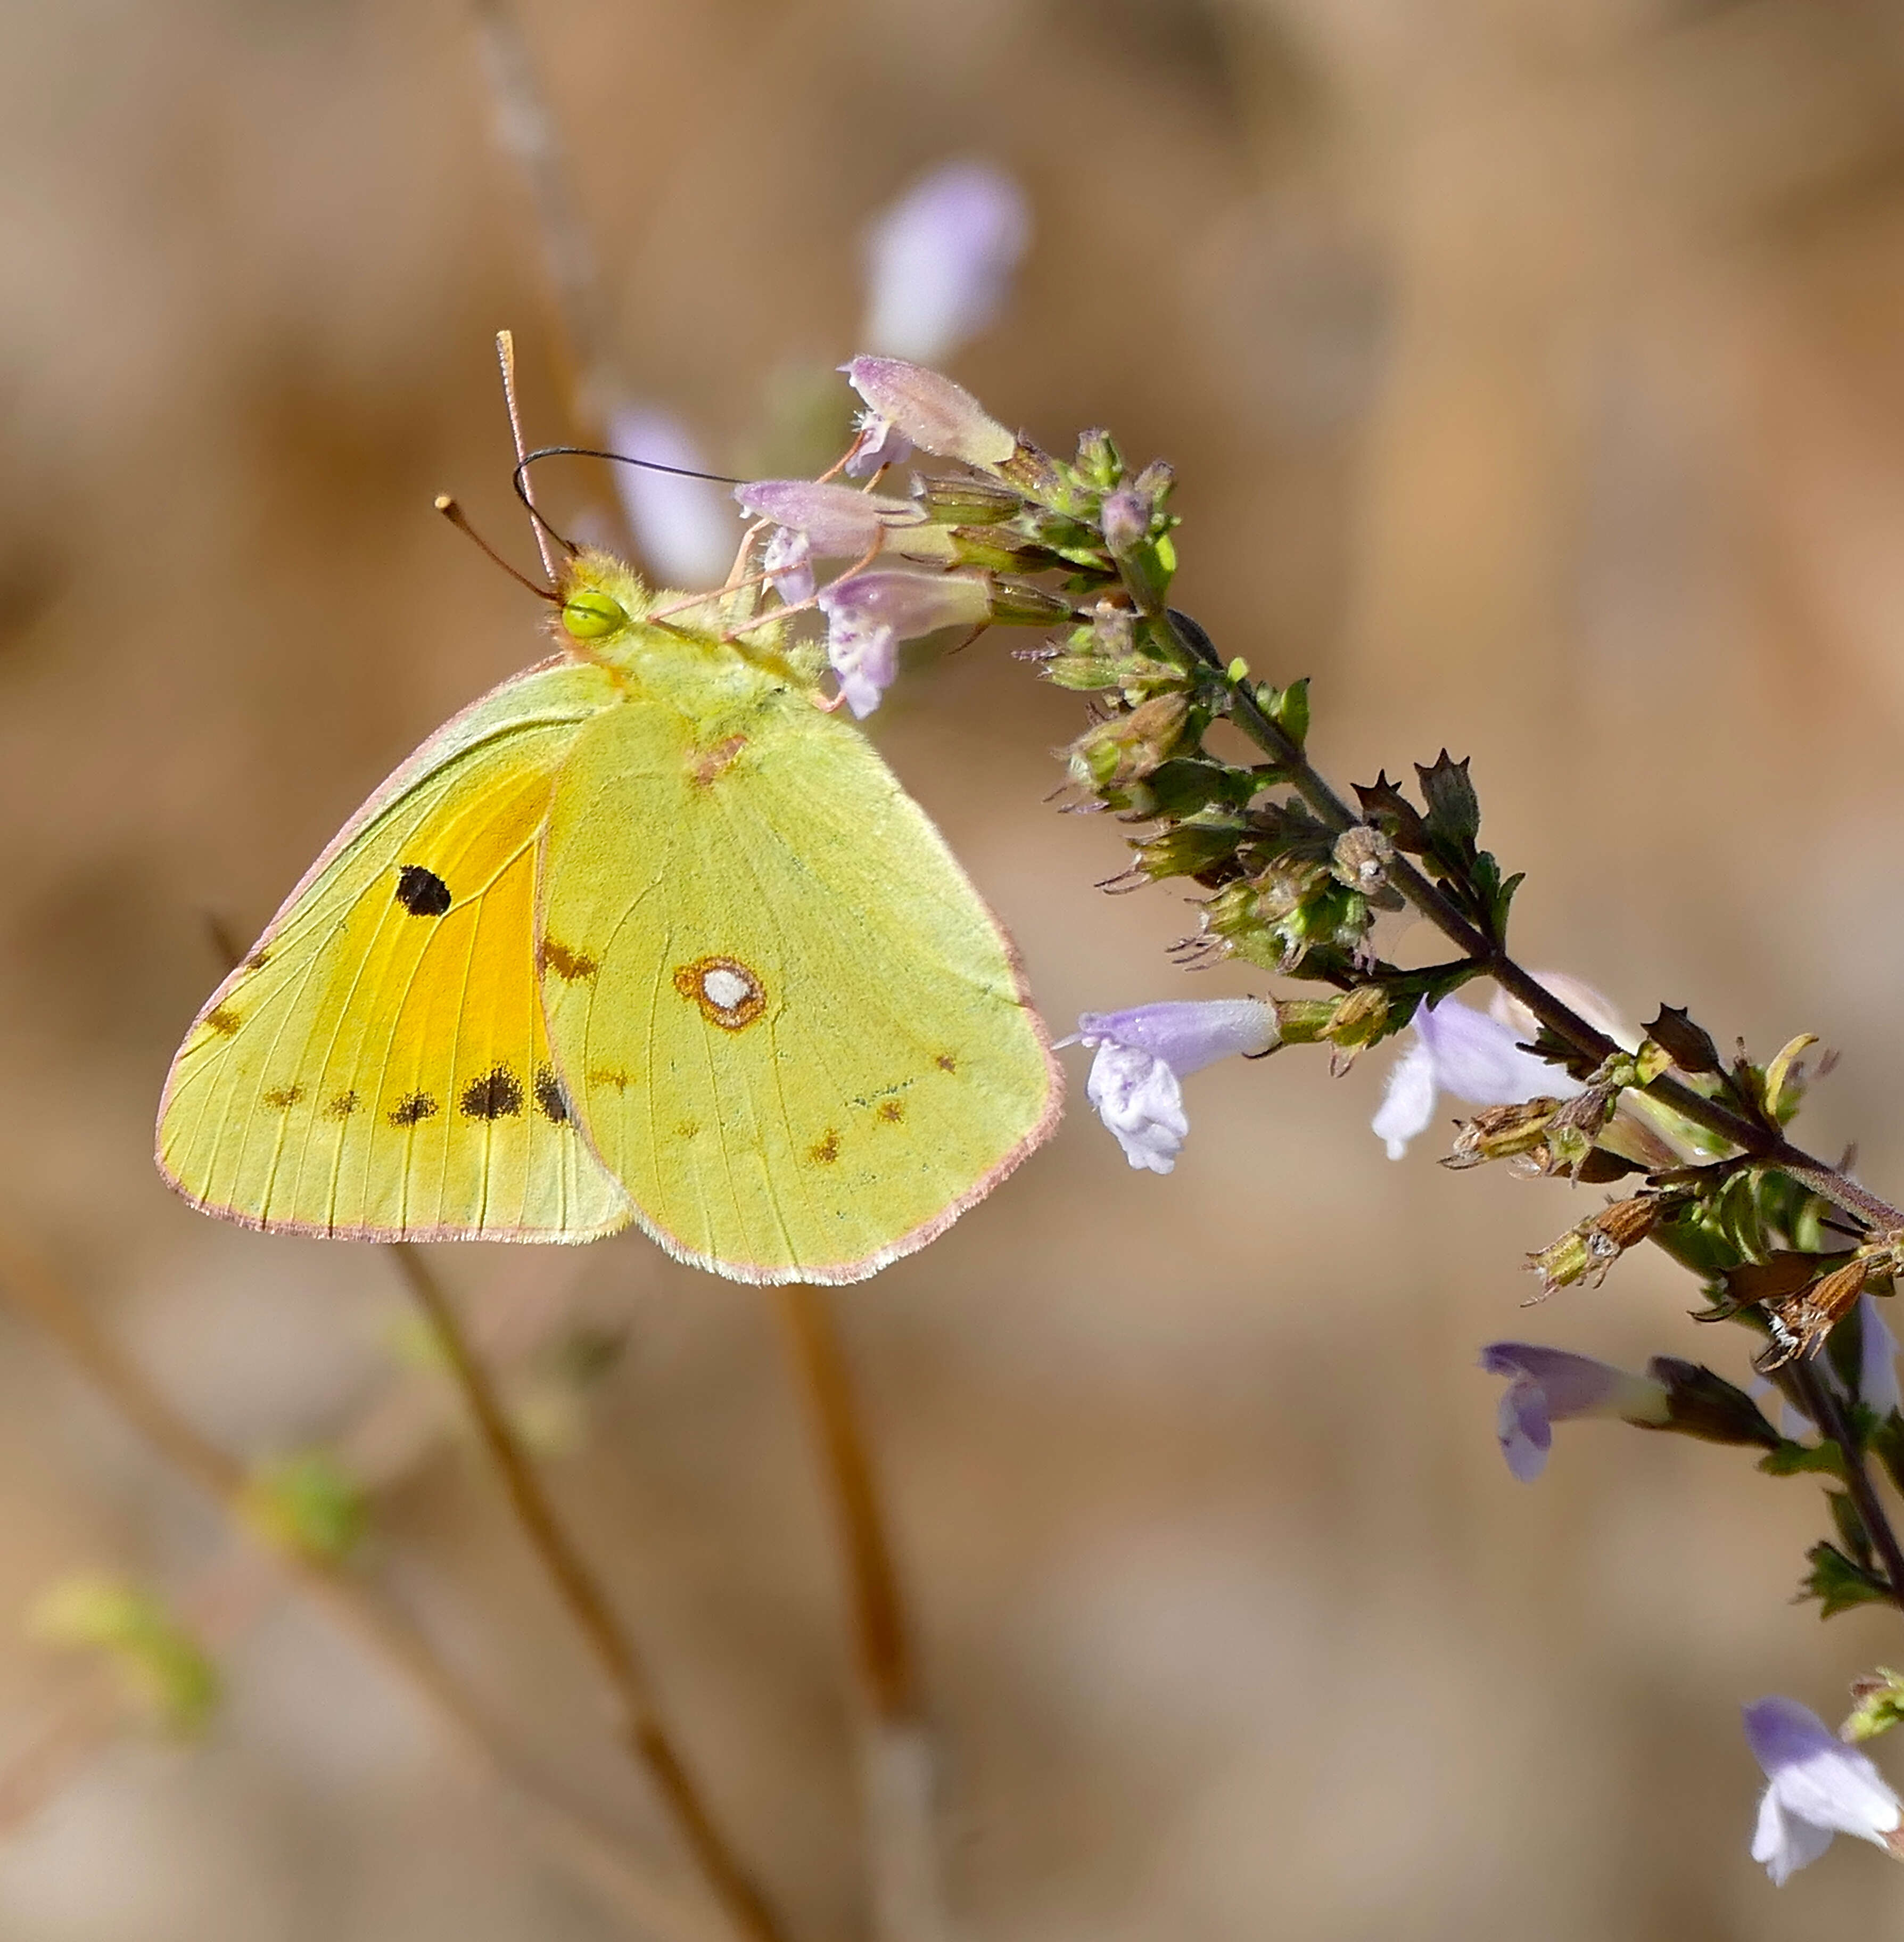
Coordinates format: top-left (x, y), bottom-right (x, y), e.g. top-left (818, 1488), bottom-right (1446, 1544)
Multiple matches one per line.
top-left (771, 1287), bottom-right (949, 1942)
top-left (1177, 617), bottom-right (1904, 1234)
top-left (0, 1231), bottom-right (723, 1942)
top-left (387, 1244), bottom-right (786, 1942)
top-left (1790, 1359), bottom-right (1904, 1609)
top-left (772, 1287), bottom-right (914, 1720)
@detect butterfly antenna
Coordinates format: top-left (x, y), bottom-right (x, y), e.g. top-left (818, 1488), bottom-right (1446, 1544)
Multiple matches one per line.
top-left (495, 329), bottom-right (565, 582)
top-left (435, 496), bottom-right (562, 602)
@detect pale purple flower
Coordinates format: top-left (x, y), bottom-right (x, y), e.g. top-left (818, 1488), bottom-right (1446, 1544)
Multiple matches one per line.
top-left (732, 480), bottom-right (923, 602)
top-left (1864, 1293), bottom-right (1901, 1417)
top-left (1743, 1697), bottom-right (1903, 1883)
top-left (1480, 1343), bottom-right (1671, 1482)
top-left (606, 407), bottom-right (736, 589)
top-left (814, 570), bottom-right (991, 718)
top-left (1373, 995), bottom-right (1578, 1161)
top-left (861, 160), bottom-right (1031, 366)
top-left (844, 412), bottom-right (913, 480)
top-left (843, 357), bottom-right (1016, 468)
top-left (760, 524), bottom-right (814, 604)
top-left (1069, 1000), bottom-right (1278, 1174)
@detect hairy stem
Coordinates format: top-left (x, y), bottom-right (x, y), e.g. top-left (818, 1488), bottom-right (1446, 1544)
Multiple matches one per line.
top-left (389, 1245), bottom-right (786, 1942)
top-left (0, 1230), bottom-right (724, 1941)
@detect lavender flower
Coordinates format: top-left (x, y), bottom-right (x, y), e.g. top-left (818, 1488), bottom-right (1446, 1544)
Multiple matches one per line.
top-left (1480, 1344), bottom-right (1671, 1482)
top-left (1743, 1697), bottom-right (1904, 1883)
top-left (606, 406), bottom-right (736, 589)
top-left (813, 570), bottom-right (991, 718)
top-left (732, 480), bottom-right (924, 604)
top-left (1069, 1000), bottom-right (1278, 1174)
top-left (1373, 995), bottom-right (1578, 1161)
top-left (842, 356), bottom-right (1016, 470)
top-left (861, 160), bottom-right (1031, 366)
top-left (1864, 1292), bottom-right (1901, 1417)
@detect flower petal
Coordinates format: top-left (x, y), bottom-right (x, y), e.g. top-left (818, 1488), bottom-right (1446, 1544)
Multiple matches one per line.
top-left (606, 407), bottom-right (736, 589)
top-left (1372, 1039), bottom-right (1439, 1160)
top-left (1085, 1043), bottom-right (1189, 1174)
top-left (842, 357), bottom-right (1016, 467)
top-left (1074, 999), bottom-right (1276, 1079)
top-left (1743, 1696), bottom-right (1902, 1882)
top-left (1496, 1376), bottom-right (1553, 1482)
top-left (1862, 1293), bottom-right (1901, 1418)
top-left (1414, 999), bottom-right (1573, 1108)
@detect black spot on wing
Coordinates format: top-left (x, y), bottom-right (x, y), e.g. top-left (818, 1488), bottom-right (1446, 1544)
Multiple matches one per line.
top-left (395, 865), bottom-right (452, 917)
top-left (459, 1066), bottom-right (524, 1120)
top-left (533, 1065), bottom-right (572, 1124)
top-left (388, 1091), bottom-right (439, 1127)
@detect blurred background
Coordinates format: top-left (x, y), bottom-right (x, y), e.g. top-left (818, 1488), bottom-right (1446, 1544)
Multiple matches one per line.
top-left (5, 0), bottom-right (1904, 1935)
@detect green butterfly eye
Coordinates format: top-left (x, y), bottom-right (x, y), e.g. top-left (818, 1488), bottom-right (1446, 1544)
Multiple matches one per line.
top-left (563, 590), bottom-right (628, 640)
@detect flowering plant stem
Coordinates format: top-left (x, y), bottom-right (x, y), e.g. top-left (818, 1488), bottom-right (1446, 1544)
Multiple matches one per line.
top-left (1166, 615), bottom-right (1904, 1613)
top-left (1172, 615), bottom-right (1904, 1235)
top-left (388, 1244), bottom-right (786, 1942)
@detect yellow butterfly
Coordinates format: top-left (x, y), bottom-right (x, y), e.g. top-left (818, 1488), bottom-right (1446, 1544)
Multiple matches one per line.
top-left (156, 548), bottom-right (1060, 1284)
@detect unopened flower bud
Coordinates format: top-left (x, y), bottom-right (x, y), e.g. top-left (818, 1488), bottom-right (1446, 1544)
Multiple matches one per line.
top-left (733, 479), bottom-right (922, 554)
top-left (842, 356), bottom-right (1016, 466)
top-left (1844, 1669), bottom-right (1904, 1744)
top-left (1075, 428), bottom-right (1123, 489)
top-left (1130, 816), bottom-right (1246, 884)
top-left (1066, 692), bottom-right (1190, 792)
top-left (911, 471), bottom-right (1026, 524)
top-left (1101, 487), bottom-right (1150, 556)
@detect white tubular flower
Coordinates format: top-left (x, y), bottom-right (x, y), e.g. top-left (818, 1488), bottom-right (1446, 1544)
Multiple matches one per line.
top-left (861, 159), bottom-right (1031, 365)
top-left (1373, 995), bottom-right (1578, 1161)
top-left (1863, 1293), bottom-right (1901, 1417)
top-left (1743, 1697), bottom-right (1904, 1884)
top-left (1070, 1000), bottom-right (1278, 1174)
top-left (606, 407), bottom-right (736, 589)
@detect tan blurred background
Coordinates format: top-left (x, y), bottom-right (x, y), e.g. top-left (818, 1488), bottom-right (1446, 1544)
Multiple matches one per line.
top-left (5, 0), bottom-right (1904, 1935)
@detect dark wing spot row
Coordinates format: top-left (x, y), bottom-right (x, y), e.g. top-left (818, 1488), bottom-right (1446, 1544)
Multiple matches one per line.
top-left (533, 1065), bottom-right (572, 1123)
top-left (459, 1066), bottom-right (524, 1121)
top-left (388, 1092), bottom-right (439, 1126)
top-left (541, 937), bottom-right (599, 982)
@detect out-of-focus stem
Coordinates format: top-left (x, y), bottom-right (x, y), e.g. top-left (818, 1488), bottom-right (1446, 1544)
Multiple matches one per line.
top-left (772, 1286), bottom-right (949, 1942)
top-left (1790, 1360), bottom-right (1904, 1611)
top-left (388, 1244), bottom-right (787, 1942)
top-left (0, 1230), bottom-right (724, 1941)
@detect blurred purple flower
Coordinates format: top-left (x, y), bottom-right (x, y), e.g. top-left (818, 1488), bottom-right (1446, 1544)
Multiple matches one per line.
top-left (1864, 1293), bottom-right (1901, 1417)
top-left (813, 569), bottom-right (990, 718)
top-left (1480, 1343), bottom-right (1670, 1482)
top-left (862, 160), bottom-right (1031, 366)
top-left (607, 406), bottom-right (736, 589)
top-left (1743, 1697), bottom-right (1903, 1883)
top-left (1069, 999), bottom-right (1278, 1174)
top-left (1373, 995), bottom-right (1577, 1161)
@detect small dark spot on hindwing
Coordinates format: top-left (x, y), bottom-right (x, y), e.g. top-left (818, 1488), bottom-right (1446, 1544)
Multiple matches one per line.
top-left (323, 1091), bottom-right (359, 1120)
top-left (388, 1091), bottom-right (439, 1127)
top-left (934, 1052), bottom-right (959, 1074)
top-left (459, 1066), bottom-right (523, 1120)
top-left (262, 1084), bottom-right (304, 1110)
top-left (809, 1130), bottom-right (842, 1164)
top-left (541, 938), bottom-right (598, 982)
top-left (395, 865), bottom-right (452, 917)
top-left (205, 1007), bottom-right (242, 1036)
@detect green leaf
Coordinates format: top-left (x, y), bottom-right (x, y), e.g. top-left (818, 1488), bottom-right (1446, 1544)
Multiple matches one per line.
top-left (1800, 1541), bottom-right (1894, 1618)
top-left (1759, 1440), bottom-right (1847, 1478)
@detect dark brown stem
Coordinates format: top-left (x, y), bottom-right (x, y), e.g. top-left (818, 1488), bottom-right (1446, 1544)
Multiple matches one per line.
top-left (388, 1244), bottom-right (787, 1942)
top-left (1191, 628), bottom-right (1904, 1235)
top-left (1790, 1359), bottom-right (1904, 1610)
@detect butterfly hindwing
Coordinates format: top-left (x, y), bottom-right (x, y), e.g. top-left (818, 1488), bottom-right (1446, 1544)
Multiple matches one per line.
top-left (537, 674), bottom-right (1060, 1284)
top-left (158, 657), bottom-right (631, 1240)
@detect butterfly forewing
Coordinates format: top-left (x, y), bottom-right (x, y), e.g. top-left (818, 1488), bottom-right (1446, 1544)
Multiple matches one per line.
top-left (158, 659), bottom-right (631, 1240)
